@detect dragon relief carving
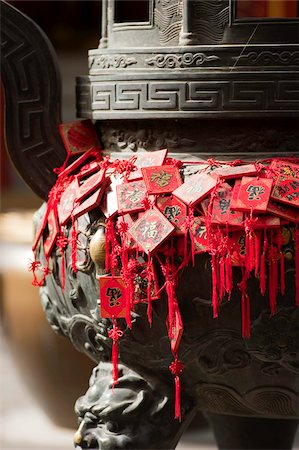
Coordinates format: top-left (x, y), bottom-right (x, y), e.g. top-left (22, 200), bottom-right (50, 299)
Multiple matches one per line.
top-left (89, 55), bottom-right (137, 70)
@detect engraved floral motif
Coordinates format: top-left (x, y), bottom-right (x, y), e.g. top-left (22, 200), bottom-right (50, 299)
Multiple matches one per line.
top-left (146, 52), bottom-right (220, 68)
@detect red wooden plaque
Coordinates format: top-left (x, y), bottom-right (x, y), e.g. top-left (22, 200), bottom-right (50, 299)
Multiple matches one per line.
top-left (141, 165), bottom-right (182, 194)
top-left (58, 178), bottom-right (79, 225)
top-left (116, 180), bottom-right (147, 214)
top-left (43, 208), bottom-right (59, 258)
top-left (78, 161), bottom-right (100, 179)
top-left (73, 182), bottom-right (107, 219)
top-left (229, 179), bottom-right (242, 211)
top-left (173, 172), bottom-right (217, 207)
top-left (211, 183), bottom-right (243, 226)
top-left (100, 175), bottom-right (122, 218)
top-left (270, 160), bottom-right (299, 179)
top-left (76, 169), bottom-right (106, 202)
top-left (59, 119), bottom-right (100, 154)
top-left (99, 276), bottom-right (127, 318)
top-left (230, 231), bottom-right (246, 266)
top-left (157, 195), bottom-right (187, 235)
top-left (267, 200), bottom-right (299, 222)
top-left (128, 207), bottom-right (174, 254)
top-left (234, 177), bottom-right (273, 213)
top-left (213, 163), bottom-right (258, 179)
top-left (128, 149), bottom-right (168, 181)
top-left (271, 176), bottom-right (299, 208)
top-left (169, 308), bottom-right (183, 354)
top-left (191, 217), bottom-right (210, 253)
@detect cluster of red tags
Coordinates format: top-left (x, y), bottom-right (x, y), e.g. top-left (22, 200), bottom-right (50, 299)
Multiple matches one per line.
top-left (29, 120), bottom-right (299, 421)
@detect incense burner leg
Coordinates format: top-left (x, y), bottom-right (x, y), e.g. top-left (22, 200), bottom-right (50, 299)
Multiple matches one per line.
top-left (74, 362), bottom-right (195, 449)
top-left (206, 413), bottom-right (298, 450)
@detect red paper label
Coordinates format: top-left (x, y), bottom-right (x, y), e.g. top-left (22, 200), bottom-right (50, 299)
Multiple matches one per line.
top-left (128, 207), bottom-right (174, 254)
top-left (271, 176), bottom-right (299, 208)
top-left (58, 178), bottom-right (79, 225)
top-left (99, 276), bottom-right (126, 318)
top-left (157, 195), bottom-right (187, 236)
top-left (251, 215), bottom-right (280, 229)
top-left (267, 200), bottom-right (299, 222)
top-left (76, 169), bottom-right (106, 202)
top-left (141, 165), bottom-right (182, 194)
top-left (213, 163), bottom-right (258, 179)
top-left (173, 172), bottom-right (217, 207)
top-left (116, 180), bottom-right (147, 214)
top-left (128, 149), bottom-right (168, 181)
top-left (59, 119), bottom-right (100, 154)
top-left (43, 208), bottom-right (59, 258)
top-left (234, 177), bottom-right (273, 213)
top-left (191, 218), bottom-right (210, 253)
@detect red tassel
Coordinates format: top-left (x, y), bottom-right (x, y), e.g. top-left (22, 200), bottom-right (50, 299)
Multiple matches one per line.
top-left (254, 232), bottom-right (260, 277)
top-left (169, 357), bottom-right (184, 421)
top-left (295, 228), bottom-right (299, 307)
top-left (219, 256), bottom-right (225, 302)
top-left (146, 257), bottom-right (153, 327)
top-left (238, 271), bottom-right (250, 339)
top-left (174, 376), bottom-right (181, 421)
top-left (260, 231), bottom-right (268, 296)
top-left (61, 252), bottom-right (66, 290)
top-left (269, 231), bottom-right (278, 316)
top-left (71, 216), bottom-right (78, 273)
top-left (108, 318), bottom-right (124, 388)
top-left (225, 254), bottom-right (233, 298)
top-left (211, 253), bottom-right (218, 318)
top-left (280, 252), bottom-right (285, 296)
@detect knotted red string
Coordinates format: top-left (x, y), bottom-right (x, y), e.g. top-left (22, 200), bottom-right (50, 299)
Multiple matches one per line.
top-left (108, 318), bottom-right (124, 388)
top-left (169, 357), bottom-right (184, 421)
top-left (268, 230), bottom-right (278, 316)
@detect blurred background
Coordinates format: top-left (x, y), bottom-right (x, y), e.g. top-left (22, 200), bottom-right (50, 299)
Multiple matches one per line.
top-left (0, 1), bottom-right (298, 450)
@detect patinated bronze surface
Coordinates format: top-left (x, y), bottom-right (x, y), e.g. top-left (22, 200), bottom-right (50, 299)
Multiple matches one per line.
top-left (1, 1), bottom-right (299, 449)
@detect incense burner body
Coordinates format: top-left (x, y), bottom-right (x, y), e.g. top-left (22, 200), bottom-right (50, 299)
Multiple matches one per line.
top-left (1, 0), bottom-right (299, 449)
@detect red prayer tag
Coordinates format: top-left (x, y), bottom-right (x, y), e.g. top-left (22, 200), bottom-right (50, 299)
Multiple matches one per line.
top-left (267, 200), bottom-right (299, 222)
top-left (99, 276), bottom-right (127, 318)
top-left (157, 195), bottom-right (187, 236)
top-left (230, 232), bottom-right (246, 266)
top-left (133, 261), bottom-right (160, 303)
top-left (230, 179), bottom-right (242, 211)
top-left (128, 149), bottom-right (168, 181)
top-left (211, 183), bottom-right (243, 226)
top-left (213, 164), bottom-right (258, 179)
top-left (73, 182), bottom-right (107, 219)
top-left (32, 207), bottom-right (50, 252)
top-left (169, 308), bottom-right (183, 354)
top-left (234, 177), bottom-right (273, 213)
top-left (43, 208), bottom-right (59, 258)
top-left (251, 215), bottom-right (281, 229)
top-left (78, 161), bottom-right (100, 179)
top-left (271, 176), bottom-right (299, 208)
top-left (76, 169), bottom-right (106, 202)
top-left (116, 180), bottom-right (147, 214)
top-left (270, 160), bottom-right (299, 179)
top-left (191, 217), bottom-right (210, 253)
top-left (58, 178), bottom-right (79, 225)
top-left (59, 119), bottom-right (100, 154)
top-left (128, 207), bottom-right (175, 254)
top-left (141, 165), bottom-right (182, 195)
top-left (173, 172), bottom-right (217, 207)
